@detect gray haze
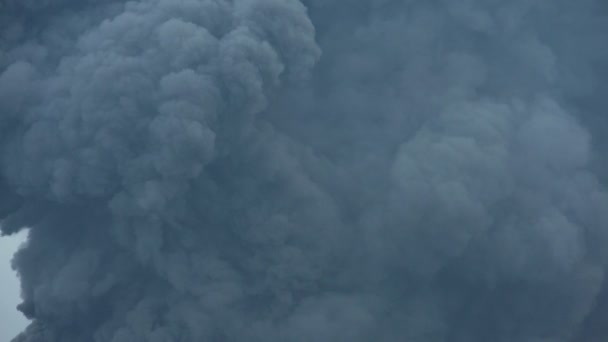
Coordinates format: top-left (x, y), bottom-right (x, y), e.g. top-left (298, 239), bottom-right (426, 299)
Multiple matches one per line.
top-left (1, 0), bottom-right (608, 341)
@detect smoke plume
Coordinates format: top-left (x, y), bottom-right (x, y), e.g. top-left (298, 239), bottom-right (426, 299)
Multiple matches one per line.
top-left (1, 0), bottom-right (608, 341)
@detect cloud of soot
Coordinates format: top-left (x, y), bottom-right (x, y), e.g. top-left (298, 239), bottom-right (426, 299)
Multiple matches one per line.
top-left (1, 0), bottom-right (608, 341)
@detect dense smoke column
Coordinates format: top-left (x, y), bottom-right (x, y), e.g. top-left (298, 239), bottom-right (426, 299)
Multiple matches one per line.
top-left (1, 0), bottom-right (608, 341)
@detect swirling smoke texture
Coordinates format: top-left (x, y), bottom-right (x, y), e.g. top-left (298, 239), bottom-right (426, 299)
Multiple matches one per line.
top-left (2, 0), bottom-right (608, 341)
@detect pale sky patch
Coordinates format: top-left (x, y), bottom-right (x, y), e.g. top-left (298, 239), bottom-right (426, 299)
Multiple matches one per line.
top-left (0, 231), bottom-right (28, 342)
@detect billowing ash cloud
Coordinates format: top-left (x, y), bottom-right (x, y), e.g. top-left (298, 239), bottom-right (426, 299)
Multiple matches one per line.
top-left (1, 0), bottom-right (608, 341)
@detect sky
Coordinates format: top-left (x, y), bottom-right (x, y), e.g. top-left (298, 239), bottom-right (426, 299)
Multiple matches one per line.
top-left (0, 232), bottom-right (27, 341)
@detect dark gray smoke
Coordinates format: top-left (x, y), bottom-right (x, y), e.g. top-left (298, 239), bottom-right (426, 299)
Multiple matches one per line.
top-left (1, 0), bottom-right (608, 341)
